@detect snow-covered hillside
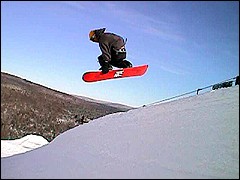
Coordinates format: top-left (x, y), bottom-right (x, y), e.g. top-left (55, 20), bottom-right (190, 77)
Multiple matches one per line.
top-left (1, 86), bottom-right (239, 179)
top-left (1, 135), bottom-right (49, 158)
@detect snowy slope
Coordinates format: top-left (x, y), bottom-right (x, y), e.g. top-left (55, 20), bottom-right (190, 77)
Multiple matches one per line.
top-left (1, 135), bottom-right (49, 158)
top-left (1, 86), bottom-right (239, 179)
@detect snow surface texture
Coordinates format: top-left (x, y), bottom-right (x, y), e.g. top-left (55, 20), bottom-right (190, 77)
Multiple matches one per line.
top-left (1, 135), bottom-right (49, 158)
top-left (1, 86), bottom-right (239, 179)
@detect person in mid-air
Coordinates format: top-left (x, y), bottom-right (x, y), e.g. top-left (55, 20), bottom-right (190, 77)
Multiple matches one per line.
top-left (89, 28), bottom-right (133, 74)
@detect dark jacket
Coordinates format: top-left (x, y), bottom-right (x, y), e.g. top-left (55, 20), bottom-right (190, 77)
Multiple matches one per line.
top-left (96, 29), bottom-right (126, 62)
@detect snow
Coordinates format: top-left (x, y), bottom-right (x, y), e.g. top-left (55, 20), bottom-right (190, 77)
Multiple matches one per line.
top-left (1, 135), bottom-right (49, 158)
top-left (1, 86), bottom-right (239, 179)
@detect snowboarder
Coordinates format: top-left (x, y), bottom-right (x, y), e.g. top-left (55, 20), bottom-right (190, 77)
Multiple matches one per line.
top-left (89, 28), bottom-right (133, 74)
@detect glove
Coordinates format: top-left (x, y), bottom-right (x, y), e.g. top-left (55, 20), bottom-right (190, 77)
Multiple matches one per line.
top-left (101, 61), bottom-right (110, 74)
top-left (101, 66), bottom-right (109, 74)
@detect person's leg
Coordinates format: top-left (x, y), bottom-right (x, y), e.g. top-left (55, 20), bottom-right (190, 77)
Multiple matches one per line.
top-left (98, 55), bottom-right (105, 66)
top-left (98, 55), bottom-right (113, 74)
top-left (110, 50), bottom-right (132, 68)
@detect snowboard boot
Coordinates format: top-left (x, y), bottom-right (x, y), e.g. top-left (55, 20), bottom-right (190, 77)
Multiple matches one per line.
top-left (117, 60), bottom-right (132, 68)
top-left (99, 64), bottom-right (113, 71)
top-left (123, 60), bottom-right (133, 68)
top-left (99, 62), bottom-right (113, 74)
top-left (98, 57), bottom-right (113, 73)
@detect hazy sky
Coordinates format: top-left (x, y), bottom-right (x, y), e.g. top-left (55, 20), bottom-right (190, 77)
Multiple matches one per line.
top-left (1, 1), bottom-right (239, 107)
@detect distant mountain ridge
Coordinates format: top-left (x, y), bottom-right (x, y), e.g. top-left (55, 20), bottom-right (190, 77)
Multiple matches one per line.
top-left (73, 95), bottom-right (133, 111)
top-left (1, 72), bottom-right (133, 141)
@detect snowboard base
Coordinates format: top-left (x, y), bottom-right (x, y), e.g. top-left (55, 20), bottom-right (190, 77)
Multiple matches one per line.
top-left (82, 64), bottom-right (148, 82)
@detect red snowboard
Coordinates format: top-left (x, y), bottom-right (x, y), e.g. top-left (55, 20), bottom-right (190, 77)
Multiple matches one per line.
top-left (82, 64), bottom-right (148, 83)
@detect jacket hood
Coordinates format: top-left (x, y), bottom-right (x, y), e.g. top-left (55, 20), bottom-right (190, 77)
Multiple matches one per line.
top-left (94, 28), bottom-right (106, 38)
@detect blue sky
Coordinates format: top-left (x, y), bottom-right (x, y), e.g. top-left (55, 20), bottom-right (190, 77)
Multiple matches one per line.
top-left (1, 1), bottom-right (239, 107)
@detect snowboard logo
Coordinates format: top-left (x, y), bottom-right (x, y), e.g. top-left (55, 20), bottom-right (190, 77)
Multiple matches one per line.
top-left (114, 70), bottom-right (124, 78)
